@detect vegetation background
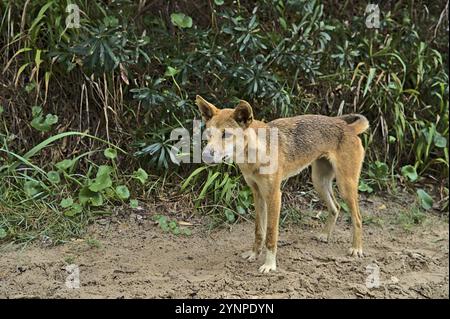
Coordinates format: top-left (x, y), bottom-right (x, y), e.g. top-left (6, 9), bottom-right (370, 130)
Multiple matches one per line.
top-left (0, 0), bottom-right (448, 245)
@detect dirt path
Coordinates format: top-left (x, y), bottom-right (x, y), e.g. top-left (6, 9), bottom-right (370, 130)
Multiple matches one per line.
top-left (0, 197), bottom-right (448, 299)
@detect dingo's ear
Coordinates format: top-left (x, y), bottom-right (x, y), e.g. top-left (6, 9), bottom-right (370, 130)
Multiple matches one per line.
top-left (195, 95), bottom-right (218, 122)
top-left (234, 100), bottom-right (253, 128)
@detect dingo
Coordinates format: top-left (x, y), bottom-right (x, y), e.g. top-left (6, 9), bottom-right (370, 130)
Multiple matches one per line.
top-left (196, 95), bottom-right (369, 273)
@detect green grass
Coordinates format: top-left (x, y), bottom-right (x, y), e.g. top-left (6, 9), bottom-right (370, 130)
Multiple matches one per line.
top-left (85, 237), bottom-right (102, 249)
top-left (0, 131), bottom-right (142, 246)
top-left (394, 206), bottom-right (428, 231)
top-left (0, 200), bottom-right (91, 246)
top-left (64, 255), bottom-right (76, 264)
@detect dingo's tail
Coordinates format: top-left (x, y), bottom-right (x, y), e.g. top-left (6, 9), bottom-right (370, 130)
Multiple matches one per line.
top-left (339, 114), bottom-right (369, 135)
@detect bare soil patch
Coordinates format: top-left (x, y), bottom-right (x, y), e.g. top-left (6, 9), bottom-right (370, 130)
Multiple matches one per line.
top-left (0, 195), bottom-right (448, 299)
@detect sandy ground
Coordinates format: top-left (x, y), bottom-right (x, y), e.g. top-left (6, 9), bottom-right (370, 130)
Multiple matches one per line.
top-left (0, 196), bottom-right (448, 299)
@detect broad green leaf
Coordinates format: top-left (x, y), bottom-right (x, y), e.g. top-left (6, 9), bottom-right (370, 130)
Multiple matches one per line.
top-left (73, 204), bottom-right (83, 213)
top-left (130, 199), bottom-right (139, 208)
top-left (417, 189), bottom-right (433, 210)
top-left (157, 215), bottom-right (168, 225)
top-left (115, 185), bottom-right (130, 199)
top-left (160, 223), bottom-right (170, 232)
top-left (224, 209), bottom-right (235, 223)
top-left (340, 201), bottom-right (350, 213)
top-left (168, 221), bottom-right (177, 230)
top-left (25, 82), bottom-right (35, 93)
top-left (0, 228), bottom-right (7, 239)
top-left (65, 203), bottom-right (82, 217)
top-left (45, 114), bottom-right (58, 125)
top-left (401, 165), bottom-right (418, 182)
top-left (104, 187), bottom-right (115, 198)
top-left (97, 165), bottom-right (113, 177)
top-left (170, 12), bottom-right (193, 29)
top-left (32, 106), bottom-right (42, 117)
top-left (31, 115), bottom-right (46, 131)
top-left (434, 133), bottom-right (447, 148)
top-left (60, 197), bottom-right (74, 208)
top-left (90, 193), bottom-right (103, 206)
top-left (89, 173), bottom-right (112, 192)
top-left (214, 0), bottom-right (224, 5)
top-left (79, 186), bottom-right (95, 205)
top-left (164, 66), bottom-right (180, 77)
top-left (371, 161), bottom-right (389, 179)
top-left (24, 180), bottom-right (41, 197)
top-left (358, 180), bottom-right (374, 193)
top-left (157, 215), bottom-right (169, 231)
top-left (31, 113), bottom-right (58, 132)
top-left (47, 170), bottom-right (61, 184)
top-left (237, 206), bottom-right (246, 215)
top-left (132, 168), bottom-right (148, 184)
top-left (104, 148), bottom-right (118, 159)
top-left (79, 186), bottom-right (104, 206)
top-left (56, 159), bottom-right (74, 171)
top-left (64, 210), bottom-right (76, 217)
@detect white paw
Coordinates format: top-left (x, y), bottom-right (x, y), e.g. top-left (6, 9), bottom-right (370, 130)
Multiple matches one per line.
top-left (259, 249), bottom-right (277, 273)
top-left (241, 250), bottom-right (258, 262)
top-left (259, 263), bottom-right (276, 273)
top-left (348, 247), bottom-right (364, 257)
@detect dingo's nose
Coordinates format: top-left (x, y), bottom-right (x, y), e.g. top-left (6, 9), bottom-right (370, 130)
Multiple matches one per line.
top-left (202, 148), bottom-right (216, 163)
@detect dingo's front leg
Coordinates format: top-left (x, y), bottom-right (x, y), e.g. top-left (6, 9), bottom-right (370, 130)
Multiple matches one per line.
top-left (259, 186), bottom-right (281, 273)
top-left (242, 185), bottom-right (267, 262)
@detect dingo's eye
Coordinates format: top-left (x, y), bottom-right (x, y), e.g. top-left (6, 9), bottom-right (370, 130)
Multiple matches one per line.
top-left (222, 131), bottom-right (233, 139)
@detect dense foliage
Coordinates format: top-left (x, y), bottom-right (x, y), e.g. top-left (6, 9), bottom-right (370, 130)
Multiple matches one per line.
top-left (0, 0), bottom-right (448, 244)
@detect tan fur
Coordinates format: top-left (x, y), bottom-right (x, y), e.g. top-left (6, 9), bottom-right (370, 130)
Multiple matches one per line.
top-left (195, 95), bottom-right (369, 273)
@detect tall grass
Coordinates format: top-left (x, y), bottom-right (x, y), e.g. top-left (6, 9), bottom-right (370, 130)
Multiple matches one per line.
top-left (0, 131), bottom-right (135, 245)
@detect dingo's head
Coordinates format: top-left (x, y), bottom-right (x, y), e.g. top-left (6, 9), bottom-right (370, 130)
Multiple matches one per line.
top-left (195, 95), bottom-right (253, 164)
